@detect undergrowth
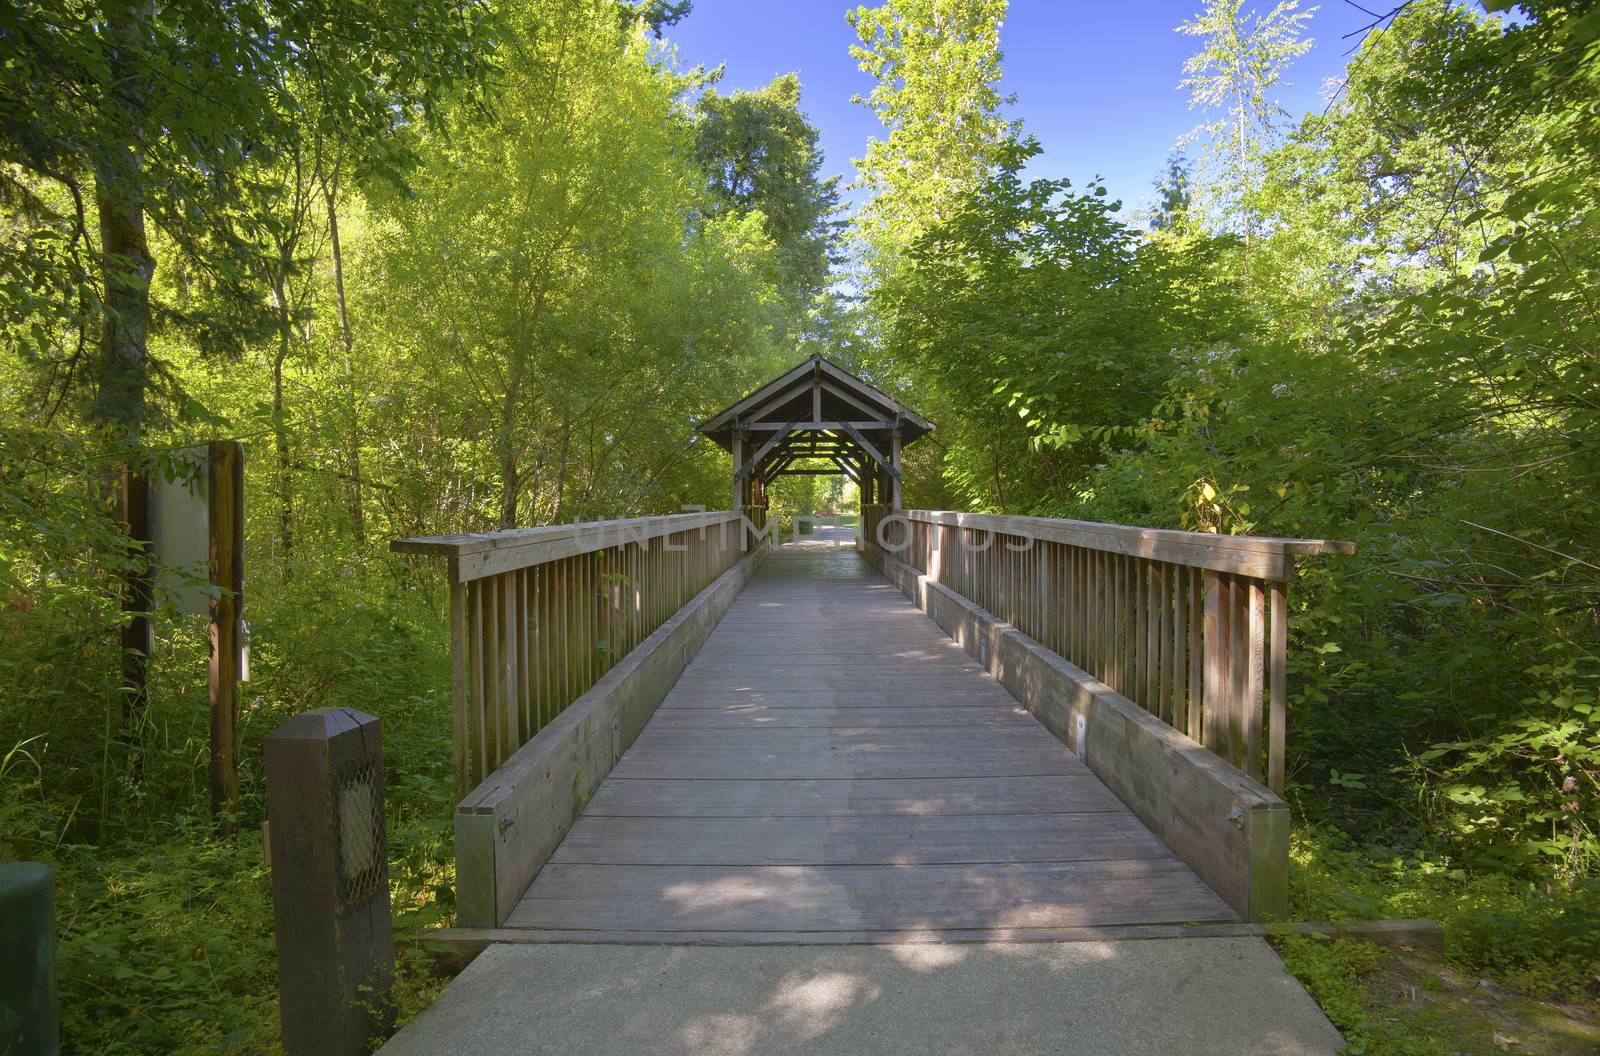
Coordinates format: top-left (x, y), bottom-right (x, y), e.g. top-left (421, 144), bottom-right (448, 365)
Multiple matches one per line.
top-left (1, 554), bottom-right (458, 1055)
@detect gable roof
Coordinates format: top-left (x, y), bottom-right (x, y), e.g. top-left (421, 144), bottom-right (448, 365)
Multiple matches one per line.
top-left (696, 354), bottom-right (934, 451)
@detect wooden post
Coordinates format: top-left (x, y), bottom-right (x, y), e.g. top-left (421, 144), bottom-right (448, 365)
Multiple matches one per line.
top-left (0, 862), bottom-right (58, 1056)
top-left (890, 430), bottom-right (903, 509)
top-left (730, 427), bottom-right (744, 515)
top-left (449, 579), bottom-right (469, 799)
top-left (1269, 582), bottom-right (1288, 794)
top-left (266, 708), bottom-right (395, 1056)
top-left (1245, 581), bottom-right (1266, 782)
top-left (208, 440), bottom-right (244, 831)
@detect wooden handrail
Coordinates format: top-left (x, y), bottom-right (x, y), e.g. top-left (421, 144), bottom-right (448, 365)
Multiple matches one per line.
top-left (861, 505), bottom-right (1353, 793)
top-left (900, 510), bottom-right (1352, 581)
top-left (395, 512), bottom-right (748, 795)
top-left (394, 510), bottom-right (739, 583)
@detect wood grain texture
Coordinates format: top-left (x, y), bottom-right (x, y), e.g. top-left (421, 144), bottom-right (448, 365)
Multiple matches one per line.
top-left (508, 540), bottom-right (1240, 939)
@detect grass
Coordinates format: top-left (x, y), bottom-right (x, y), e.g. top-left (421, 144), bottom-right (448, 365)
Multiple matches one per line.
top-left (1274, 934), bottom-right (1600, 1055)
top-left (2, 555), bottom-right (462, 1055)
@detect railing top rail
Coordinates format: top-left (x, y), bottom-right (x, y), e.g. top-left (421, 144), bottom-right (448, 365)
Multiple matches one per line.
top-left (392, 510), bottom-right (740, 583)
top-left (899, 509), bottom-right (1354, 581)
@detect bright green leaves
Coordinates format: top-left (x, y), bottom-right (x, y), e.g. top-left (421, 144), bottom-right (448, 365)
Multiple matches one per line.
top-left (848, 0), bottom-right (1019, 263)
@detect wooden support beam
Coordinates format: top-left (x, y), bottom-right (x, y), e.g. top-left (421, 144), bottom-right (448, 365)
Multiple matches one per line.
top-left (890, 430), bottom-right (903, 508)
top-left (735, 423), bottom-right (798, 481)
top-left (840, 423), bottom-right (899, 482)
top-left (743, 421), bottom-right (898, 432)
top-left (819, 379), bottom-right (885, 422)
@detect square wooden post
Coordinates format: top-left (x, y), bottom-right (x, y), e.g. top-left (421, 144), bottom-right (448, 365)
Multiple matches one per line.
top-left (266, 708), bottom-right (395, 1056)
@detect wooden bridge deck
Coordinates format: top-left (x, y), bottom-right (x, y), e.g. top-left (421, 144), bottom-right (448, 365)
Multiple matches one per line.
top-left (504, 530), bottom-right (1239, 942)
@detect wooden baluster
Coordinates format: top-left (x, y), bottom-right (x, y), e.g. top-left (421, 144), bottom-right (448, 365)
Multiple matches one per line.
top-left (1156, 563), bottom-right (1171, 723)
top-left (1244, 580), bottom-right (1266, 783)
top-left (560, 556), bottom-right (574, 714)
top-left (1269, 581), bottom-right (1287, 794)
top-left (528, 564), bottom-right (542, 737)
top-left (1202, 572), bottom-right (1227, 755)
top-left (483, 574), bottom-right (501, 771)
top-left (1115, 553), bottom-right (1125, 691)
top-left (1171, 566), bottom-right (1188, 737)
top-left (1077, 546), bottom-right (1088, 664)
top-left (450, 580), bottom-right (469, 798)
top-left (1188, 568), bottom-right (1204, 742)
top-left (589, 549), bottom-right (600, 689)
top-left (1132, 556), bottom-right (1145, 704)
top-left (1082, 549), bottom-right (1092, 674)
top-left (1124, 556), bottom-right (1138, 696)
top-left (470, 578), bottom-right (487, 785)
top-left (515, 569), bottom-right (529, 746)
top-left (1092, 550), bottom-right (1105, 684)
top-left (1229, 575), bottom-right (1249, 769)
top-left (501, 570), bottom-right (518, 766)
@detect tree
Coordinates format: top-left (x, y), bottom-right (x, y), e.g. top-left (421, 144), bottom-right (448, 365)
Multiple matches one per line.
top-left (1177, 0), bottom-right (1315, 270)
top-left (694, 74), bottom-right (844, 320)
top-left (1151, 149), bottom-right (1194, 232)
top-left (848, 0), bottom-right (1018, 263)
top-left (869, 139), bottom-right (1245, 510)
top-left (0, 0), bottom-right (495, 720)
top-left (373, 0), bottom-right (791, 530)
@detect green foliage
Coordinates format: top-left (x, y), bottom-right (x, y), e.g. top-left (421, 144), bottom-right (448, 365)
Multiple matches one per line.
top-left (1292, 826), bottom-right (1600, 1000)
top-left (851, 0), bottom-right (1600, 1010)
top-left (694, 73), bottom-right (845, 318)
top-left (1177, 0), bottom-right (1315, 248)
top-left (848, 0), bottom-right (1018, 261)
top-left (0, 0), bottom-right (499, 432)
top-left (864, 137), bottom-right (1247, 511)
top-left (370, 0), bottom-right (792, 530)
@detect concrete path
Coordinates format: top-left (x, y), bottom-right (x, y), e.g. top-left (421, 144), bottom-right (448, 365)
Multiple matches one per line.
top-left (381, 939), bottom-right (1342, 1055)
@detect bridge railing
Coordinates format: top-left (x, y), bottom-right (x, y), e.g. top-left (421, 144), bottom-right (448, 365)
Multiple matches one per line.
top-left (861, 507), bottom-right (1353, 793)
top-left (394, 511), bottom-right (744, 795)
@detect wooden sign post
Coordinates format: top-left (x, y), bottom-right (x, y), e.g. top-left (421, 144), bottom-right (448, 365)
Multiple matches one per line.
top-left (152, 439), bottom-right (246, 831)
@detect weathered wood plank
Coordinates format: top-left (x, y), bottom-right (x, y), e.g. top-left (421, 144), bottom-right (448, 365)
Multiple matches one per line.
top-left (647, 704), bottom-right (1035, 729)
top-left (551, 812), bottom-right (1172, 866)
top-left (583, 776), bottom-right (1127, 817)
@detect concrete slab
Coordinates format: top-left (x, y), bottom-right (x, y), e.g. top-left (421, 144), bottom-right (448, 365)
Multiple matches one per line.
top-left (380, 938), bottom-right (1342, 1056)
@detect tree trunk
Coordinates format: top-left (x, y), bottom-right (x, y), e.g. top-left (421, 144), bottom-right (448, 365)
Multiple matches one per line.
top-left (324, 173), bottom-right (365, 547)
top-left (94, 0), bottom-right (156, 742)
top-left (271, 271), bottom-right (294, 556)
top-left (497, 382), bottom-right (521, 530)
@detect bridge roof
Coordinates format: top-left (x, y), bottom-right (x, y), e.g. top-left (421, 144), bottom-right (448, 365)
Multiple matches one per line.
top-left (696, 354), bottom-right (934, 451)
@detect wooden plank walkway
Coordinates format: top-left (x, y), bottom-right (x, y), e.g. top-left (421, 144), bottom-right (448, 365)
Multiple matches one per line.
top-left (506, 530), bottom-right (1239, 941)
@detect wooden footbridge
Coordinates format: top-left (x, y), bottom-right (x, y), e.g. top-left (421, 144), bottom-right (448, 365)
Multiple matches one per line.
top-left (394, 356), bottom-right (1354, 951)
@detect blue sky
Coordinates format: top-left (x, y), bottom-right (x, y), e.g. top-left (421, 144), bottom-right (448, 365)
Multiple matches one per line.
top-left (663, 0), bottom-right (1389, 219)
